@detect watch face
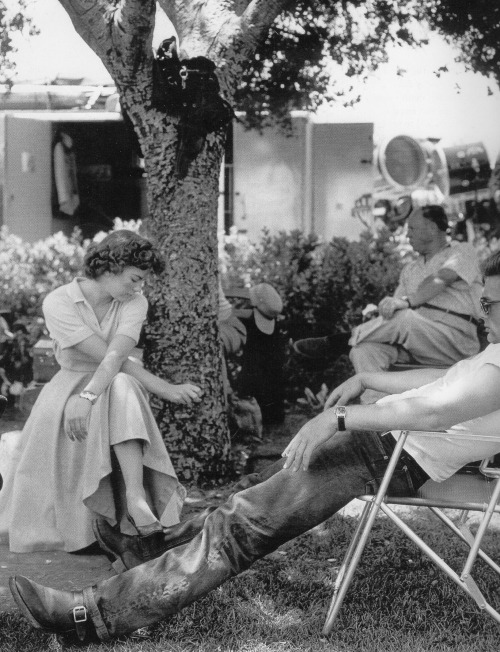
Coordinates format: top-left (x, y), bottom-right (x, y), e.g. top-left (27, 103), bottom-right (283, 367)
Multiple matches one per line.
top-left (80, 391), bottom-right (97, 403)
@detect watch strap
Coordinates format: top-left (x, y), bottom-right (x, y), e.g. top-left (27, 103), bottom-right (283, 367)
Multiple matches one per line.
top-left (335, 406), bottom-right (347, 431)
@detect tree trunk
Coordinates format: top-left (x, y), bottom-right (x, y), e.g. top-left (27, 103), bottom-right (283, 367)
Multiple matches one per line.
top-left (57, 0), bottom-right (289, 482)
top-left (141, 120), bottom-right (229, 483)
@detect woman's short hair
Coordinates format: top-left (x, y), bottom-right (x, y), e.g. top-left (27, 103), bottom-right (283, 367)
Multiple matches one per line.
top-left (420, 205), bottom-right (449, 233)
top-left (482, 250), bottom-right (500, 279)
top-left (83, 230), bottom-right (165, 279)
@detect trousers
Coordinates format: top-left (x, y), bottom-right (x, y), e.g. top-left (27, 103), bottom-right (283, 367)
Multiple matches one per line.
top-left (85, 430), bottom-right (429, 640)
top-left (349, 308), bottom-right (479, 403)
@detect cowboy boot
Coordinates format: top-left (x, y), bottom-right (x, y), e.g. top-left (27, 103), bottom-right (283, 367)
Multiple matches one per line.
top-left (93, 506), bottom-right (217, 571)
top-left (9, 575), bottom-right (99, 644)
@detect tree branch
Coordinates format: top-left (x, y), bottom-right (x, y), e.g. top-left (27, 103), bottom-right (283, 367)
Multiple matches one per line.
top-left (114, 0), bottom-right (156, 40)
top-left (58, 0), bottom-right (156, 81)
top-left (241, 0), bottom-right (289, 42)
top-left (57, 0), bottom-right (110, 61)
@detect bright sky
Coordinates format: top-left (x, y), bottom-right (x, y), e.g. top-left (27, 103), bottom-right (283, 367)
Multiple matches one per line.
top-left (12, 0), bottom-right (500, 164)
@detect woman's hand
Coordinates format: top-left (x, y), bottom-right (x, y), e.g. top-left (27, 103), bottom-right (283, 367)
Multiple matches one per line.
top-left (64, 395), bottom-right (93, 442)
top-left (282, 410), bottom-right (338, 472)
top-left (160, 383), bottom-right (203, 406)
top-left (323, 375), bottom-right (365, 410)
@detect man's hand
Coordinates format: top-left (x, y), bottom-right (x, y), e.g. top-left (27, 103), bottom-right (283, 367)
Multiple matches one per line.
top-left (160, 383), bottom-right (203, 406)
top-left (64, 395), bottom-right (93, 441)
top-left (378, 296), bottom-right (409, 320)
top-left (324, 375), bottom-right (365, 410)
top-left (282, 410), bottom-right (337, 472)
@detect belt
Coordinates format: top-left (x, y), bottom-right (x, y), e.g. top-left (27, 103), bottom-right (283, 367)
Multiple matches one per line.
top-left (419, 303), bottom-right (481, 328)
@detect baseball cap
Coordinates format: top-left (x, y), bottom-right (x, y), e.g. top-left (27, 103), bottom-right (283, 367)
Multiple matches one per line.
top-left (249, 283), bottom-right (283, 334)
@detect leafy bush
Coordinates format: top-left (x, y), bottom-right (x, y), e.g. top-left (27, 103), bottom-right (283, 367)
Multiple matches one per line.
top-left (0, 219), bottom-right (141, 343)
top-left (221, 226), bottom-right (406, 341)
top-left (220, 227), bottom-right (407, 397)
top-left (0, 227), bottom-right (85, 342)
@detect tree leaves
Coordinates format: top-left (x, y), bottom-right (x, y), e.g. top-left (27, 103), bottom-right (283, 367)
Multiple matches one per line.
top-left (0, 0), bottom-right (39, 85)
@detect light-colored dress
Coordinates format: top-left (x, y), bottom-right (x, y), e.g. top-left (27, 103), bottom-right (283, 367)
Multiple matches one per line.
top-left (0, 278), bottom-right (186, 553)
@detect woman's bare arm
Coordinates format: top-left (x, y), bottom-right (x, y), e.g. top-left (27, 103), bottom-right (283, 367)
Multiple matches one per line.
top-left (71, 333), bottom-right (199, 399)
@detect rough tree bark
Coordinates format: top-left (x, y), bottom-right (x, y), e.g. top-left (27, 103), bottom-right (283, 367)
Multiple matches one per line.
top-left (57, 0), bottom-right (289, 482)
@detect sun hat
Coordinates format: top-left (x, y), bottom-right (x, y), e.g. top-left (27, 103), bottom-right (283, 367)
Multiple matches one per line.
top-left (249, 283), bottom-right (283, 335)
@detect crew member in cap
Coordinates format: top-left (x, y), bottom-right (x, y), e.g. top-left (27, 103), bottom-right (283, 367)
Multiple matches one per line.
top-left (294, 205), bottom-right (482, 403)
top-left (237, 283), bottom-right (285, 424)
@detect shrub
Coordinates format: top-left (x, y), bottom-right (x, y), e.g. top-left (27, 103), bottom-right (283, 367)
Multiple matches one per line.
top-left (0, 226), bottom-right (86, 342)
top-left (312, 228), bottom-right (406, 334)
top-left (221, 226), bottom-right (406, 339)
top-left (220, 226), bottom-right (409, 399)
top-left (0, 219), bottom-right (140, 344)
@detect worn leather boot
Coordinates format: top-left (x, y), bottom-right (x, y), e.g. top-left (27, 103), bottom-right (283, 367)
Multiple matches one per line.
top-left (93, 507), bottom-right (216, 571)
top-left (9, 575), bottom-right (98, 643)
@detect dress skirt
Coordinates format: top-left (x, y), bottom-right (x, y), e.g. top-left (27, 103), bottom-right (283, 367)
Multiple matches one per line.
top-left (0, 370), bottom-right (186, 553)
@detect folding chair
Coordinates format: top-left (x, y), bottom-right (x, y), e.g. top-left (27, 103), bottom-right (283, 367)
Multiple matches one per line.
top-left (323, 430), bottom-right (500, 634)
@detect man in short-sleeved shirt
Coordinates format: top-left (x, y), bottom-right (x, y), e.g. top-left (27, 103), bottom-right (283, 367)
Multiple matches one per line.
top-left (295, 206), bottom-right (482, 402)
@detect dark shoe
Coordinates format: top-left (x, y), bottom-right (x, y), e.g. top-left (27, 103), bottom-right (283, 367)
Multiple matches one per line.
top-left (293, 332), bottom-right (351, 361)
top-left (93, 508), bottom-right (216, 571)
top-left (9, 575), bottom-right (98, 643)
top-left (293, 336), bottom-right (333, 360)
top-left (93, 519), bottom-right (150, 572)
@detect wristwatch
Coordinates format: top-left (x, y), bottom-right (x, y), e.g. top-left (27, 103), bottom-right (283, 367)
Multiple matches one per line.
top-left (335, 406), bottom-right (347, 431)
top-left (79, 391), bottom-right (98, 405)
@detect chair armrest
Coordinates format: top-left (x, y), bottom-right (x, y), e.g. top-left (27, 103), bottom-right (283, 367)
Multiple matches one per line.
top-left (480, 458), bottom-right (500, 478)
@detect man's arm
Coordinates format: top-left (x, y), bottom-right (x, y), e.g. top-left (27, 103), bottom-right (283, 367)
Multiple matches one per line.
top-left (324, 367), bottom-right (447, 409)
top-left (379, 268), bottom-right (459, 319)
top-left (407, 268), bottom-right (460, 306)
top-left (378, 268), bottom-right (460, 319)
top-left (284, 363), bottom-right (500, 472)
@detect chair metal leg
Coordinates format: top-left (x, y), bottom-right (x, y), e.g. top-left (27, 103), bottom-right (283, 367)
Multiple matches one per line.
top-left (461, 477), bottom-right (500, 579)
top-left (379, 503), bottom-right (500, 624)
top-left (322, 431), bottom-right (410, 635)
top-left (322, 499), bottom-right (380, 634)
top-left (322, 500), bottom-right (373, 633)
top-left (429, 505), bottom-right (500, 576)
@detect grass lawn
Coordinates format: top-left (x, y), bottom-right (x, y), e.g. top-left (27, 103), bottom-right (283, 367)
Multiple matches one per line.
top-left (1, 381), bottom-right (499, 651)
top-left (1, 506), bottom-right (500, 652)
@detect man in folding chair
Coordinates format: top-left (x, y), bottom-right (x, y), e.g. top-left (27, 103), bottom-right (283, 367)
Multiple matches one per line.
top-left (8, 253), bottom-right (500, 644)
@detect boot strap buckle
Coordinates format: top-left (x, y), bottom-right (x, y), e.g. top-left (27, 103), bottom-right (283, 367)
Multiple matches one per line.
top-left (73, 605), bottom-right (87, 623)
top-left (72, 605), bottom-right (88, 641)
